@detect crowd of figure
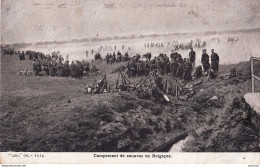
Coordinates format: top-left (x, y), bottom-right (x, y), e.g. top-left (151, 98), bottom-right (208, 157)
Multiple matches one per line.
top-left (144, 39), bottom-right (207, 51)
top-left (18, 51), bottom-right (99, 78)
top-left (105, 51), bottom-right (130, 64)
top-left (11, 44), bottom-right (219, 82)
top-left (125, 48), bottom-right (219, 82)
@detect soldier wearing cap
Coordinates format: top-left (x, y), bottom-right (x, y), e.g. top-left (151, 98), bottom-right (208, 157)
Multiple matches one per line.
top-left (211, 49), bottom-right (219, 73)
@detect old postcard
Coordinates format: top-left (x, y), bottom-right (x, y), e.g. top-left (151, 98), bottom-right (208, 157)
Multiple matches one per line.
top-left (0, 0), bottom-right (260, 164)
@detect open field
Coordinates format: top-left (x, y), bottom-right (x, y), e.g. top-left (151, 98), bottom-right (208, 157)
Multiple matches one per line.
top-left (1, 52), bottom-right (259, 152)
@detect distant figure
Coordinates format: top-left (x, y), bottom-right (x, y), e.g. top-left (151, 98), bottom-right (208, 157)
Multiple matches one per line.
top-left (201, 49), bottom-right (210, 73)
top-left (86, 50), bottom-right (88, 58)
top-left (122, 44), bottom-right (124, 50)
top-left (114, 45), bottom-right (116, 50)
top-left (91, 49), bottom-right (94, 55)
top-left (211, 49), bottom-right (219, 73)
top-left (189, 48), bottom-right (196, 67)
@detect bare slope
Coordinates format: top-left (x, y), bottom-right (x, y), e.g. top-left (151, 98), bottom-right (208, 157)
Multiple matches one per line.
top-left (0, 54), bottom-right (259, 152)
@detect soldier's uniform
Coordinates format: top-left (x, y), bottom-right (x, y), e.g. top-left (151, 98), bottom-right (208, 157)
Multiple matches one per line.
top-left (194, 65), bottom-right (203, 78)
top-left (183, 60), bottom-right (192, 82)
top-left (176, 58), bottom-right (184, 79)
top-left (201, 50), bottom-right (210, 73)
top-left (189, 49), bottom-right (196, 67)
top-left (170, 61), bottom-right (178, 77)
top-left (211, 50), bottom-right (219, 73)
top-left (106, 54), bottom-right (109, 64)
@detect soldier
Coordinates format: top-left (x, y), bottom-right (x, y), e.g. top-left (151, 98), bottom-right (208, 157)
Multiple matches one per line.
top-left (209, 69), bottom-right (217, 79)
top-left (113, 52), bottom-right (116, 63)
top-left (211, 49), bottom-right (219, 73)
top-left (201, 49), bottom-right (210, 74)
top-left (124, 52), bottom-right (129, 61)
top-left (170, 51), bottom-right (178, 62)
top-left (117, 51), bottom-right (122, 62)
top-left (70, 61), bottom-right (76, 77)
top-left (106, 53), bottom-right (109, 64)
top-left (151, 72), bottom-right (166, 102)
top-left (193, 65), bottom-right (203, 79)
top-left (183, 58), bottom-right (192, 82)
top-left (189, 48), bottom-right (196, 67)
top-left (176, 56), bottom-right (184, 79)
top-left (170, 61), bottom-right (178, 77)
top-left (109, 53), bottom-right (113, 64)
top-left (94, 75), bottom-right (107, 94)
top-left (126, 62), bottom-right (132, 77)
top-left (78, 62), bottom-right (84, 79)
top-left (155, 72), bottom-right (164, 91)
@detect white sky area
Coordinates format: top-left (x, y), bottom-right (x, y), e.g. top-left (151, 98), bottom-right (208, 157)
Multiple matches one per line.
top-left (1, 0), bottom-right (260, 44)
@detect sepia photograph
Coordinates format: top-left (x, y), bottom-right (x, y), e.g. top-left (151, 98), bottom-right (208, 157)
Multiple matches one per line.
top-left (1, 0), bottom-right (260, 159)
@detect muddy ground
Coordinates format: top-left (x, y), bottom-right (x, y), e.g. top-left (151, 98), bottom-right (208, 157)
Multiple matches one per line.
top-left (0, 54), bottom-right (259, 152)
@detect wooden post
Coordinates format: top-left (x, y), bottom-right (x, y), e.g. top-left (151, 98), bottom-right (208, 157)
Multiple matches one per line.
top-left (175, 79), bottom-right (178, 99)
top-left (251, 57), bottom-right (255, 93)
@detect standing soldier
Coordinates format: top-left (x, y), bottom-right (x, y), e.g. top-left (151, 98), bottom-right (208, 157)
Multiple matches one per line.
top-left (86, 50), bottom-right (88, 58)
top-left (183, 58), bottom-right (192, 82)
top-left (106, 53), bottom-right (109, 64)
top-left (189, 48), bottom-right (196, 67)
top-left (201, 49), bottom-right (210, 74)
top-left (113, 52), bottom-right (116, 63)
top-left (170, 60), bottom-right (178, 77)
top-left (211, 49), bottom-right (219, 73)
top-left (176, 57), bottom-right (184, 79)
top-left (124, 52), bottom-right (129, 61)
top-left (91, 49), bottom-right (94, 55)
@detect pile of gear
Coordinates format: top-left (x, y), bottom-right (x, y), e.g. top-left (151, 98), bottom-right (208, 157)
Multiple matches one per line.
top-left (220, 68), bottom-right (238, 80)
top-left (85, 69), bottom-right (199, 103)
top-left (85, 72), bottom-right (136, 94)
top-left (17, 67), bottom-right (33, 76)
top-left (135, 69), bottom-right (196, 103)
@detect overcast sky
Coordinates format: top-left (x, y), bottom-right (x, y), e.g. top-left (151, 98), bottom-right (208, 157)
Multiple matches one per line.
top-left (1, 0), bottom-right (260, 44)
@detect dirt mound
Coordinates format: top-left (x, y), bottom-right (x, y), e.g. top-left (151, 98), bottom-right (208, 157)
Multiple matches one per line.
top-left (183, 96), bottom-right (260, 152)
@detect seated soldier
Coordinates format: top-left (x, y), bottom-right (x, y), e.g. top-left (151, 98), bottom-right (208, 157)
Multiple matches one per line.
top-left (93, 75), bottom-right (107, 94)
top-left (229, 68), bottom-right (237, 77)
top-left (193, 65), bottom-right (203, 79)
top-left (209, 69), bottom-right (217, 79)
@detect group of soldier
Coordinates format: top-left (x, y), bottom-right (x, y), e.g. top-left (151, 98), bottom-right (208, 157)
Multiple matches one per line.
top-left (18, 51), bottom-right (26, 60)
top-left (125, 47), bottom-right (219, 82)
top-left (32, 53), bottom-right (68, 76)
top-left (144, 39), bottom-right (207, 51)
top-left (105, 51), bottom-right (130, 64)
top-left (17, 45), bottom-right (219, 83)
top-left (30, 52), bottom-right (97, 78)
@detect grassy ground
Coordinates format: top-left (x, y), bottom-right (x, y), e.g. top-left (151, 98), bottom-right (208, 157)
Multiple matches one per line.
top-left (0, 53), bottom-right (259, 152)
